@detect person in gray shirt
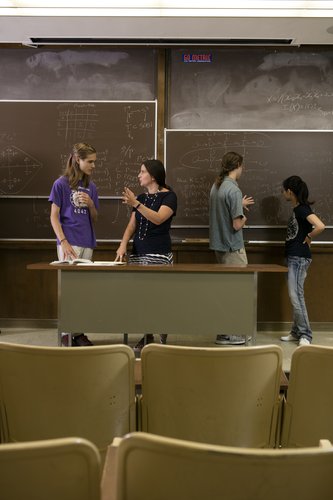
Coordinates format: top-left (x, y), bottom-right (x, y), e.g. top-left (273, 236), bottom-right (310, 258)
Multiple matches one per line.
top-left (209, 151), bottom-right (254, 345)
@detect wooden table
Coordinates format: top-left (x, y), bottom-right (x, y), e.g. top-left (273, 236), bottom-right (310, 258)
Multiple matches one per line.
top-left (28, 263), bottom-right (287, 345)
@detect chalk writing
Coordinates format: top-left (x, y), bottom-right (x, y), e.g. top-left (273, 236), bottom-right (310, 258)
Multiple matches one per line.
top-left (124, 104), bottom-right (154, 140)
top-left (170, 48), bottom-right (333, 130)
top-left (0, 101), bottom-right (155, 197)
top-left (166, 130), bottom-right (333, 227)
top-left (0, 146), bottom-right (43, 195)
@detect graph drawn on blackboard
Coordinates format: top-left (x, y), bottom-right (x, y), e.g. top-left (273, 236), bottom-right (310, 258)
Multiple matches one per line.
top-left (57, 103), bottom-right (99, 143)
top-left (0, 101), bottom-right (156, 196)
top-left (0, 100), bottom-right (156, 240)
top-left (0, 145), bottom-right (43, 195)
top-left (165, 129), bottom-right (333, 228)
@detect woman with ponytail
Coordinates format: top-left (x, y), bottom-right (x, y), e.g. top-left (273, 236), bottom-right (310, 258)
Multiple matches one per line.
top-left (280, 175), bottom-right (325, 346)
top-left (49, 142), bottom-right (99, 346)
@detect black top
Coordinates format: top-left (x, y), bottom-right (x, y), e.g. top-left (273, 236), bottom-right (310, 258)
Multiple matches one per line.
top-left (285, 204), bottom-right (313, 258)
top-left (132, 191), bottom-right (177, 255)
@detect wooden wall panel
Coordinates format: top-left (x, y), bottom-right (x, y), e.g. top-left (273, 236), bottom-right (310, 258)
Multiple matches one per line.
top-left (0, 242), bottom-right (332, 325)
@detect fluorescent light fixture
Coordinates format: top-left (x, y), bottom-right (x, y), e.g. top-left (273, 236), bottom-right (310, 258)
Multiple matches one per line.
top-left (1, 1), bottom-right (333, 16)
top-left (1, 1), bottom-right (333, 8)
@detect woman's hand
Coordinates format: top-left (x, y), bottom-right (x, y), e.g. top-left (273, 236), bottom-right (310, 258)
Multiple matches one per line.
top-left (115, 242), bottom-right (128, 262)
top-left (77, 191), bottom-right (98, 222)
top-left (78, 191), bottom-right (92, 207)
top-left (122, 187), bottom-right (138, 208)
top-left (61, 239), bottom-right (78, 260)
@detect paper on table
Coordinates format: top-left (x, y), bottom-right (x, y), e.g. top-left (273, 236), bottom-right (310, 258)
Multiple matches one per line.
top-left (76, 261), bottom-right (126, 266)
top-left (50, 258), bottom-right (92, 265)
top-left (94, 261), bottom-right (126, 265)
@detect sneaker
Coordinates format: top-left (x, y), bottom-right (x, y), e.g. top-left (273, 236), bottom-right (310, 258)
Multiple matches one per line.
top-left (133, 334), bottom-right (154, 352)
top-left (73, 334), bottom-right (93, 346)
top-left (215, 335), bottom-right (246, 345)
top-left (280, 334), bottom-right (299, 342)
top-left (61, 334), bottom-right (73, 347)
top-left (299, 337), bottom-right (311, 346)
top-left (160, 334), bottom-right (168, 345)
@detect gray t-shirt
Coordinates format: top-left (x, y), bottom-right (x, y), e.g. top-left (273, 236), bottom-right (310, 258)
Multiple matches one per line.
top-left (209, 177), bottom-right (244, 252)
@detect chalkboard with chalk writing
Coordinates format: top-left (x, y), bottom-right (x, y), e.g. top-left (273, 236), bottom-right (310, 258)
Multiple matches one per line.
top-left (166, 129), bottom-right (333, 241)
top-left (0, 101), bottom-right (156, 196)
top-left (169, 48), bottom-right (333, 130)
top-left (0, 100), bottom-right (156, 240)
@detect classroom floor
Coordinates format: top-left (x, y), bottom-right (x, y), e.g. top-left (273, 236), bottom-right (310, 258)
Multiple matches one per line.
top-left (1, 327), bottom-right (333, 373)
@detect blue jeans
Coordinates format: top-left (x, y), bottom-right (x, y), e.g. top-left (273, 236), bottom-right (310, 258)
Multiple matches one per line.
top-left (287, 255), bottom-right (312, 342)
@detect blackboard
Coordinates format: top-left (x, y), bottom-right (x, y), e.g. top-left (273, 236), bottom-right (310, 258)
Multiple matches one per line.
top-left (0, 48), bottom-right (156, 101)
top-left (169, 48), bottom-right (333, 130)
top-left (0, 100), bottom-right (156, 241)
top-left (0, 198), bottom-right (132, 241)
top-left (0, 101), bottom-right (156, 196)
top-left (165, 130), bottom-right (333, 241)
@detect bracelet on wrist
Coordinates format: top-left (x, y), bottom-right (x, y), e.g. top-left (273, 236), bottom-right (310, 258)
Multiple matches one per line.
top-left (135, 203), bottom-right (141, 210)
top-left (60, 238), bottom-right (67, 243)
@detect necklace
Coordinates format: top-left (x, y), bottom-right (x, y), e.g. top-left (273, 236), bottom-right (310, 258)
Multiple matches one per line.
top-left (138, 192), bottom-right (159, 241)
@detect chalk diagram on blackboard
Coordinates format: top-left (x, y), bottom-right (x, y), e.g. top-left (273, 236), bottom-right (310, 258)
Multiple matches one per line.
top-left (178, 132), bottom-right (272, 171)
top-left (174, 132), bottom-right (276, 222)
top-left (57, 103), bottom-right (98, 143)
top-left (167, 129), bottom-right (333, 228)
top-left (0, 146), bottom-right (43, 195)
top-left (124, 104), bottom-right (153, 140)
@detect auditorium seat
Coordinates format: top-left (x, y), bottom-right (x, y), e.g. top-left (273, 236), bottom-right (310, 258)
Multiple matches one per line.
top-left (0, 343), bottom-right (136, 461)
top-left (0, 437), bottom-right (101, 500)
top-left (102, 432), bottom-right (333, 500)
top-left (139, 344), bottom-right (283, 447)
top-left (281, 344), bottom-right (333, 447)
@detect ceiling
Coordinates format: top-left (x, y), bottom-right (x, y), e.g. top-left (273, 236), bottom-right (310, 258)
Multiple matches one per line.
top-left (0, 3), bottom-right (333, 45)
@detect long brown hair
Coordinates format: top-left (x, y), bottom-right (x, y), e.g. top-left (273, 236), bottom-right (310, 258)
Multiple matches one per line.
top-left (215, 151), bottom-right (243, 188)
top-left (64, 143), bottom-right (96, 190)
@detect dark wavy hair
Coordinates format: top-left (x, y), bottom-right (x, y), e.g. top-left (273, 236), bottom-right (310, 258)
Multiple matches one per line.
top-left (143, 159), bottom-right (172, 191)
top-left (282, 175), bottom-right (313, 206)
top-left (215, 151), bottom-right (243, 188)
top-left (64, 142), bottom-right (96, 190)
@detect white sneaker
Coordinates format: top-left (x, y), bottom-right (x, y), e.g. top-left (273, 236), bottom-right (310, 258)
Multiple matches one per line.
top-left (299, 337), bottom-right (311, 346)
top-left (280, 334), bottom-right (299, 342)
top-left (215, 335), bottom-right (246, 345)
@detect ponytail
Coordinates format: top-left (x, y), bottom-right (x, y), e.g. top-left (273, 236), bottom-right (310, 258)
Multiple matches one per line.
top-left (215, 151), bottom-right (243, 188)
top-left (282, 175), bottom-right (314, 206)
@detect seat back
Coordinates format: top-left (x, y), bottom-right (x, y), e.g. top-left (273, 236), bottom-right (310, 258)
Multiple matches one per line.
top-left (113, 432), bottom-right (333, 500)
top-left (0, 437), bottom-right (101, 500)
top-left (140, 344), bottom-right (282, 447)
top-left (0, 343), bottom-right (136, 459)
top-left (281, 345), bottom-right (333, 447)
